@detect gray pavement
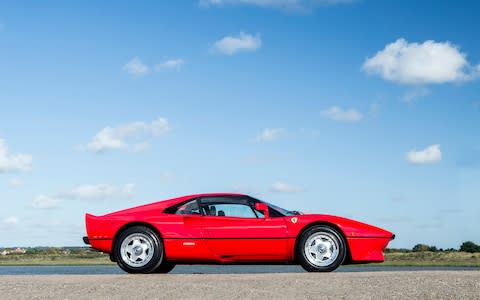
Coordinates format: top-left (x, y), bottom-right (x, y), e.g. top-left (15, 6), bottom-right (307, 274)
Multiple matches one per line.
top-left (1, 271), bottom-right (479, 299)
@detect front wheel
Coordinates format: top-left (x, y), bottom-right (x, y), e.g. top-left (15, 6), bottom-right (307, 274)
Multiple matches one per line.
top-left (297, 225), bottom-right (346, 272)
top-left (113, 226), bottom-right (164, 274)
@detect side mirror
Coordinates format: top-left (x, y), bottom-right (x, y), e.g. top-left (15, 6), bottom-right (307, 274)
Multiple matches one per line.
top-left (255, 203), bottom-right (269, 219)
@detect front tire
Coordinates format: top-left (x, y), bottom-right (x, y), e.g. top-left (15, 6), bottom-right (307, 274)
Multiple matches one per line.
top-left (297, 225), bottom-right (346, 272)
top-left (113, 226), bottom-right (163, 274)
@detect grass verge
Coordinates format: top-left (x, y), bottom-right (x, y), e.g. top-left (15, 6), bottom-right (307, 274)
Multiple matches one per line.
top-left (0, 251), bottom-right (479, 267)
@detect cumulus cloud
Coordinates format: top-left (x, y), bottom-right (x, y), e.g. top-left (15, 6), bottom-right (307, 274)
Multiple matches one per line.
top-left (255, 128), bottom-right (284, 142)
top-left (402, 87), bottom-right (430, 102)
top-left (3, 216), bottom-right (18, 225)
top-left (160, 171), bottom-right (176, 181)
top-left (200, 0), bottom-right (353, 10)
top-left (86, 117), bottom-right (170, 152)
top-left (270, 181), bottom-right (304, 193)
top-left (125, 58), bottom-right (185, 75)
top-left (231, 183), bottom-right (256, 194)
top-left (363, 38), bottom-right (480, 85)
top-left (62, 183), bottom-right (135, 200)
top-left (8, 178), bottom-right (24, 188)
top-left (0, 139), bottom-right (32, 173)
top-left (406, 144), bottom-right (442, 164)
top-left (124, 57), bottom-right (149, 76)
top-left (213, 32), bottom-right (261, 55)
top-left (320, 106), bottom-right (363, 121)
top-left (155, 59), bottom-right (184, 71)
top-left (33, 184), bottom-right (136, 209)
top-left (33, 195), bottom-right (62, 209)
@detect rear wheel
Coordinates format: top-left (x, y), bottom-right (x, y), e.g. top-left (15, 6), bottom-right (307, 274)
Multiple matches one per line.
top-left (297, 225), bottom-right (346, 272)
top-left (153, 261), bottom-right (176, 273)
top-left (113, 226), bottom-right (163, 274)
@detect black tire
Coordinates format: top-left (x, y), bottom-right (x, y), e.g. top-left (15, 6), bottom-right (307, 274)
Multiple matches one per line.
top-left (113, 225), bottom-right (164, 274)
top-left (297, 225), bottom-right (346, 272)
top-left (153, 261), bottom-right (176, 273)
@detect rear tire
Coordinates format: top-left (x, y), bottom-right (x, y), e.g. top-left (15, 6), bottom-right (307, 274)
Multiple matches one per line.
top-left (113, 225), bottom-right (163, 274)
top-left (297, 225), bottom-right (346, 272)
top-left (153, 261), bottom-right (176, 273)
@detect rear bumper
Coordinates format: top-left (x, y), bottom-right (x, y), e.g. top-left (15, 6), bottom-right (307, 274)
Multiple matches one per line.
top-left (83, 236), bottom-right (90, 245)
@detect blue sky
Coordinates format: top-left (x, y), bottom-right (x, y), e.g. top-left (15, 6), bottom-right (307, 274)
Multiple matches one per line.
top-left (1, 0), bottom-right (479, 248)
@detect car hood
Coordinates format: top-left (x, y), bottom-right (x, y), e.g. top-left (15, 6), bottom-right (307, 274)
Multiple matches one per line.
top-left (291, 213), bottom-right (394, 239)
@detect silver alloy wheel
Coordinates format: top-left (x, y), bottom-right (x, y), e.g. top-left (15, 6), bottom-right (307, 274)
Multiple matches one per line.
top-left (304, 232), bottom-right (339, 267)
top-left (120, 233), bottom-right (155, 268)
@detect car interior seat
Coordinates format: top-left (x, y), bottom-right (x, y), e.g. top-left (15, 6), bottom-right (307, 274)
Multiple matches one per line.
top-left (209, 206), bottom-right (217, 216)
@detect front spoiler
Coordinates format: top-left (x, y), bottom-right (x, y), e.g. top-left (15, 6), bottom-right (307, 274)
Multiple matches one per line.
top-left (82, 236), bottom-right (90, 245)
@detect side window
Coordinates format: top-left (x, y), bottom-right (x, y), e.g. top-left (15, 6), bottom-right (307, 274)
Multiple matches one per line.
top-left (203, 203), bottom-right (258, 218)
top-left (173, 199), bottom-right (201, 215)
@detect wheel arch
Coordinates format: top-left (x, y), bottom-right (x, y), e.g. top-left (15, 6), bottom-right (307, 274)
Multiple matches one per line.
top-left (294, 221), bottom-right (352, 264)
top-left (110, 221), bottom-right (163, 262)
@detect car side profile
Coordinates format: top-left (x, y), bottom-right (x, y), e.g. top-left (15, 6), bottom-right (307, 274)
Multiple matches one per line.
top-left (83, 193), bottom-right (395, 273)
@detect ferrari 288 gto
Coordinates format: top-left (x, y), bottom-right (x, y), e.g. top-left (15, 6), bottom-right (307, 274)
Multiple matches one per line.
top-left (83, 193), bottom-right (394, 273)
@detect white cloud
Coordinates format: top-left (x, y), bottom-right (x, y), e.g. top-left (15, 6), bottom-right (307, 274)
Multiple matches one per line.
top-left (131, 142), bottom-right (150, 153)
top-left (402, 87), bottom-right (430, 102)
top-left (33, 195), bottom-right (62, 209)
top-left (320, 106), bottom-right (363, 121)
top-left (213, 32), bottom-right (261, 55)
top-left (3, 216), bottom-right (18, 225)
top-left (363, 38), bottom-right (480, 85)
top-left (86, 117), bottom-right (170, 152)
top-left (160, 171), bottom-right (176, 181)
top-left (155, 59), bottom-right (184, 71)
top-left (124, 57), bottom-right (149, 76)
top-left (231, 183), bottom-right (256, 194)
top-left (200, 0), bottom-right (353, 9)
top-left (0, 139), bottom-right (33, 173)
top-left (255, 128), bottom-right (284, 142)
top-left (8, 178), bottom-right (24, 188)
top-left (33, 184), bottom-right (136, 209)
top-left (406, 144), bottom-right (442, 164)
top-left (270, 181), bottom-right (304, 193)
top-left (62, 183), bottom-right (135, 200)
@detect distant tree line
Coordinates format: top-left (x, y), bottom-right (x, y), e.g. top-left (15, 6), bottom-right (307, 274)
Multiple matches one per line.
top-left (385, 241), bottom-right (480, 253)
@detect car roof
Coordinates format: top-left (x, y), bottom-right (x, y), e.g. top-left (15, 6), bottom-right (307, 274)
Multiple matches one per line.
top-left (183, 192), bottom-right (248, 198)
top-left (103, 192), bottom-right (249, 217)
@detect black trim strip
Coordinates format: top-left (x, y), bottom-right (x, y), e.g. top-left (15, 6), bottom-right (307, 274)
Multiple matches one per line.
top-left (346, 236), bottom-right (392, 239)
top-left (88, 238), bottom-right (113, 241)
top-left (164, 237), bottom-right (296, 240)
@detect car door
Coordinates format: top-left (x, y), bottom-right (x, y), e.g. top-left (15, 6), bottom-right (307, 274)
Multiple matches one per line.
top-left (200, 196), bottom-right (289, 261)
top-left (160, 198), bottom-right (215, 262)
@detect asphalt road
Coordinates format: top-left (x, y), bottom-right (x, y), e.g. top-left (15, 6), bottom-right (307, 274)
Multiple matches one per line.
top-left (1, 271), bottom-right (479, 299)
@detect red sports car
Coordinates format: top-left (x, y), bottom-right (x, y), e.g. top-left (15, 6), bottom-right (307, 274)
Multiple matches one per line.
top-left (83, 193), bottom-right (394, 273)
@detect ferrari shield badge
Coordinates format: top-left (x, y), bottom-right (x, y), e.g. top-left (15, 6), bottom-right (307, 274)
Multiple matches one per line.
top-left (291, 217), bottom-right (298, 224)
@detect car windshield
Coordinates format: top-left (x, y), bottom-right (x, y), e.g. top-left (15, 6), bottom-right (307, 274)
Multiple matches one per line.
top-left (267, 202), bottom-right (299, 216)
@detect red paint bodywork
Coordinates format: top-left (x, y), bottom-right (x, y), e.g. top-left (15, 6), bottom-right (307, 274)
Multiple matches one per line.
top-left (85, 193), bottom-right (394, 264)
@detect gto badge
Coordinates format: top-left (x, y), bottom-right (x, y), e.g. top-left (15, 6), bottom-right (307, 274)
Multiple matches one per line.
top-left (291, 217), bottom-right (298, 224)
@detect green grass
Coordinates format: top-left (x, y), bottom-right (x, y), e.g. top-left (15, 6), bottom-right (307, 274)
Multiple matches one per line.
top-left (1, 249), bottom-right (479, 267)
top-left (0, 248), bottom-right (113, 266)
top-left (0, 256), bottom-right (113, 266)
top-left (381, 251), bottom-right (480, 267)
